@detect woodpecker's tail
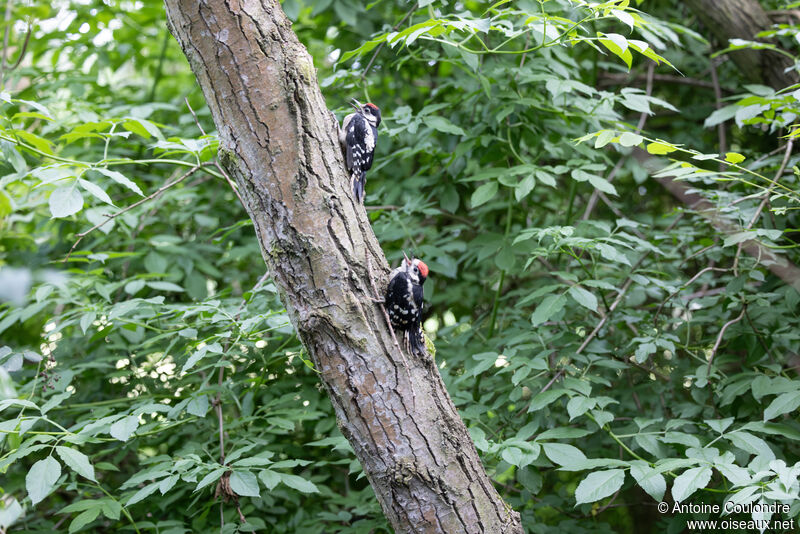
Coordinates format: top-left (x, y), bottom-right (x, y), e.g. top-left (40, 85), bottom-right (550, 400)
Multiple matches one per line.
top-left (352, 171), bottom-right (366, 203)
top-left (408, 327), bottom-right (425, 356)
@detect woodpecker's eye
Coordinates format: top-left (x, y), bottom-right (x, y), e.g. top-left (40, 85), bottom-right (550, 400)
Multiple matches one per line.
top-left (413, 266), bottom-right (419, 274)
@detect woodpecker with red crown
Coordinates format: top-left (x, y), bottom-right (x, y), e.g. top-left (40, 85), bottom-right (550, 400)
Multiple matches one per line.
top-left (339, 99), bottom-right (381, 203)
top-left (385, 252), bottom-right (429, 356)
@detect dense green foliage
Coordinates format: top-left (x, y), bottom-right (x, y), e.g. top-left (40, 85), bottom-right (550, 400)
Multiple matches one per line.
top-left (1, 0), bottom-right (799, 532)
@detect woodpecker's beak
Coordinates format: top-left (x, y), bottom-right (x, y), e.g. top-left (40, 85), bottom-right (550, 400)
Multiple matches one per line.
top-left (349, 98), bottom-right (362, 112)
top-left (402, 250), bottom-right (411, 266)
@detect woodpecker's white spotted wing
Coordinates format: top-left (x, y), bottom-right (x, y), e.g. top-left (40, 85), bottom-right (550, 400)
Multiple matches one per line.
top-left (385, 270), bottom-right (425, 355)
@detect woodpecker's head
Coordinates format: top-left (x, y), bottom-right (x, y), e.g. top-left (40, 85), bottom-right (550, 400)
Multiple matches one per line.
top-left (403, 251), bottom-right (429, 284)
top-left (351, 99), bottom-right (381, 128)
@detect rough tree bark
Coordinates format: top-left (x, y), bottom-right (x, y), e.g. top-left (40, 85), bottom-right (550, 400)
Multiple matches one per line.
top-left (686, 0), bottom-right (797, 89)
top-left (163, 1), bottom-right (523, 532)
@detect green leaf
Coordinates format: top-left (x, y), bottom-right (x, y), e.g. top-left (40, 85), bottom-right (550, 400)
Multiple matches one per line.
top-left (181, 342), bottom-right (223, 374)
top-left (186, 395), bottom-right (209, 417)
top-left (280, 473), bottom-right (319, 494)
top-left (424, 116), bottom-right (465, 136)
top-left (126, 482), bottom-right (159, 506)
top-left (77, 178), bottom-right (114, 206)
top-left (94, 168), bottom-right (144, 196)
top-left (704, 105), bottom-right (738, 127)
top-left (229, 471), bottom-right (260, 498)
top-left (0, 398), bottom-right (39, 413)
top-left (567, 396), bottom-right (596, 420)
top-left (536, 428), bottom-right (593, 440)
top-left (69, 507), bottom-right (100, 533)
top-left (26, 456), bottom-right (61, 505)
top-left (259, 470), bottom-right (281, 491)
top-left (634, 342), bottom-right (656, 363)
top-left (147, 281), bottom-right (184, 292)
top-left (471, 182), bottom-right (498, 207)
top-left (1, 140), bottom-right (27, 173)
top-left (595, 130), bottom-right (615, 148)
top-left (568, 286), bottom-right (598, 312)
top-left (587, 173), bottom-right (617, 196)
top-left (725, 431), bottom-right (775, 460)
top-left (763, 391), bottom-right (800, 421)
top-left (542, 442), bottom-right (587, 467)
top-left (611, 9), bottom-right (634, 30)
top-left (597, 243), bottom-right (630, 266)
top-left (49, 185), bottom-right (84, 218)
top-left (528, 389), bottom-right (568, 412)
top-left (195, 467), bottom-right (226, 491)
top-left (122, 118), bottom-right (163, 140)
top-left (646, 141), bottom-right (677, 155)
top-left (671, 466), bottom-right (712, 502)
top-left (56, 446), bottom-right (96, 482)
top-left (724, 152), bottom-right (745, 164)
top-left (574, 469), bottom-right (626, 504)
top-left (515, 175), bottom-right (535, 201)
top-left (531, 294), bottom-right (566, 326)
top-left (159, 474), bottom-right (179, 495)
top-left (109, 415), bottom-right (139, 442)
top-left (630, 461), bottom-right (666, 502)
top-left (705, 418), bottom-right (734, 434)
top-left (501, 446), bottom-right (523, 466)
top-left (598, 32), bottom-right (632, 69)
top-left (618, 132), bottom-right (643, 147)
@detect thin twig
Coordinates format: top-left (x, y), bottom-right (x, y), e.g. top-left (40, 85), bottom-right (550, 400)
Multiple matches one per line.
top-left (214, 270), bottom-right (269, 527)
top-left (680, 287), bottom-right (725, 301)
top-left (185, 97), bottom-right (207, 136)
top-left (214, 161), bottom-right (247, 210)
top-left (707, 306), bottom-right (746, 373)
top-left (361, 3), bottom-right (418, 79)
top-left (538, 368), bottom-right (565, 395)
top-left (733, 140), bottom-right (793, 275)
top-left (596, 488), bottom-right (621, 515)
top-left (7, 24), bottom-right (30, 72)
top-left (0, 0), bottom-right (12, 85)
top-left (365, 204), bottom-right (400, 211)
top-left (744, 307), bottom-right (773, 362)
top-left (709, 58), bottom-right (727, 172)
top-left (575, 215), bottom-right (683, 355)
top-left (64, 163), bottom-right (207, 262)
top-left (653, 266), bottom-right (726, 327)
top-left (597, 72), bottom-right (723, 91)
top-left (597, 191), bottom-right (647, 239)
top-left (634, 63), bottom-right (655, 133)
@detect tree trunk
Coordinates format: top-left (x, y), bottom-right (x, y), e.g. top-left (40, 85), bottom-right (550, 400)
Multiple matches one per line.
top-left (686, 0), bottom-right (797, 90)
top-left (163, 1), bottom-right (523, 532)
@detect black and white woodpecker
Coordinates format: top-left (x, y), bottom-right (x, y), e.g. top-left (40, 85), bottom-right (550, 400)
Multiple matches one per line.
top-left (385, 252), bottom-right (429, 356)
top-left (339, 99), bottom-right (381, 203)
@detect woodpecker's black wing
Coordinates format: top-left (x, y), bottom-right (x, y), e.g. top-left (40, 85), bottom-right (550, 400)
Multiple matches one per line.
top-left (412, 283), bottom-right (424, 312)
top-left (385, 272), bottom-right (415, 328)
top-left (344, 113), bottom-right (368, 174)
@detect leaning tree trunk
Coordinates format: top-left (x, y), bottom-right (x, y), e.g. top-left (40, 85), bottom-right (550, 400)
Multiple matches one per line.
top-left (163, 1), bottom-right (523, 532)
top-left (686, 0), bottom-right (797, 89)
